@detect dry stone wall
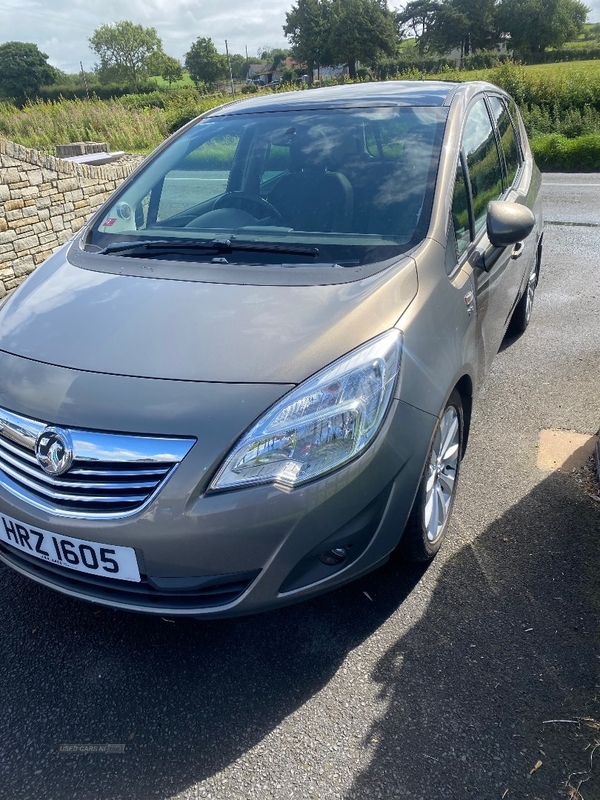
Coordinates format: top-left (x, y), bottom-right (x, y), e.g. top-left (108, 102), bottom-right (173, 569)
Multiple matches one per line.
top-left (0, 138), bottom-right (140, 298)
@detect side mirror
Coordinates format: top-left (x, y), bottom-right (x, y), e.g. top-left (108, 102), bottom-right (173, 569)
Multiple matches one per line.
top-left (479, 201), bottom-right (536, 271)
top-left (487, 201), bottom-right (535, 247)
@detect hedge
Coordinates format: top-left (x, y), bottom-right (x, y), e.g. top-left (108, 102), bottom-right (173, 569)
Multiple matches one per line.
top-left (531, 133), bottom-right (600, 170)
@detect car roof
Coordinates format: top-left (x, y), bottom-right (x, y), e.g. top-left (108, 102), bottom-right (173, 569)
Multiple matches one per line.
top-left (208, 81), bottom-right (463, 116)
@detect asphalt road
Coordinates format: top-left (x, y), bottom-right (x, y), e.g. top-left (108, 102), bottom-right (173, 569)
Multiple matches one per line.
top-left (0, 175), bottom-right (599, 800)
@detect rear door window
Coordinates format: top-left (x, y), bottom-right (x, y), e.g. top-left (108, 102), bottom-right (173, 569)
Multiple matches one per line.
top-left (487, 96), bottom-right (522, 190)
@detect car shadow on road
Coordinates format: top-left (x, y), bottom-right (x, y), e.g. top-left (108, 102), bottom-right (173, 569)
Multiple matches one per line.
top-left (345, 470), bottom-right (600, 800)
top-left (0, 525), bottom-right (429, 798)
top-left (1, 473), bottom-right (598, 799)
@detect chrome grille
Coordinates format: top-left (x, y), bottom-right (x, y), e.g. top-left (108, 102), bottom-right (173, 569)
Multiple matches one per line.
top-left (0, 406), bottom-right (195, 518)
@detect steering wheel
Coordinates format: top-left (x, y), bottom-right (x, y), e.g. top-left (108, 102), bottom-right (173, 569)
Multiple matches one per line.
top-left (212, 192), bottom-right (283, 224)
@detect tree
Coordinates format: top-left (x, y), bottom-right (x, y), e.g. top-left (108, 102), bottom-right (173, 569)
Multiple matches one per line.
top-left (284, 0), bottom-right (332, 84)
top-left (51, 68), bottom-right (72, 85)
top-left (329, 0), bottom-right (398, 79)
top-left (229, 53), bottom-right (249, 81)
top-left (89, 21), bottom-right (164, 88)
top-left (398, 0), bottom-right (499, 57)
top-left (427, 7), bottom-right (470, 56)
top-left (398, 1), bottom-right (464, 54)
top-left (155, 54), bottom-right (183, 86)
top-left (397, 0), bottom-right (442, 53)
top-left (185, 38), bottom-right (228, 90)
top-left (267, 48), bottom-right (293, 69)
top-left (449, 0), bottom-right (499, 54)
top-left (0, 42), bottom-right (57, 101)
top-left (497, 0), bottom-right (589, 54)
top-left (399, 0), bottom-right (588, 58)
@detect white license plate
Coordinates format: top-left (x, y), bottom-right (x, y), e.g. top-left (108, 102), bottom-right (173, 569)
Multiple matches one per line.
top-left (0, 512), bottom-right (141, 582)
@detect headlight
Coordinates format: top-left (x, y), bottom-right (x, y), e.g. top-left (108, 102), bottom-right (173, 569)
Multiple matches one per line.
top-left (210, 329), bottom-right (403, 491)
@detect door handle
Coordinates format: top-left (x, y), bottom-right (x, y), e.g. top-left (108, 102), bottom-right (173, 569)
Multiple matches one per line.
top-left (511, 241), bottom-right (525, 259)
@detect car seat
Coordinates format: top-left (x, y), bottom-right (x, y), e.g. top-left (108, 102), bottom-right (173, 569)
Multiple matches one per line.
top-left (268, 130), bottom-right (354, 232)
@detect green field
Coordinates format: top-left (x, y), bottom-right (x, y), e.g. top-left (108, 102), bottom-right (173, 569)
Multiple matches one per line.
top-left (150, 73), bottom-right (195, 89)
top-left (522, 59), bottom-right (600, 75)
top-left (421, 58), bottom-right (600, 85)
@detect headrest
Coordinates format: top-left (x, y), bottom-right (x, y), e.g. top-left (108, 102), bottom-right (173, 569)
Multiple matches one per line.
top-left (289, 128), bottom-right (330, 171)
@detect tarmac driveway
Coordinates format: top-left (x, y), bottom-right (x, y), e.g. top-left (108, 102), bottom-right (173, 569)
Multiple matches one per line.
top-left (0, 175), bottom-right (598, 800)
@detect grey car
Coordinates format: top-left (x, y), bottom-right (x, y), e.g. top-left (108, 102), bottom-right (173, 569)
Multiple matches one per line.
top-left (0, 81), bottom-right (542, 617)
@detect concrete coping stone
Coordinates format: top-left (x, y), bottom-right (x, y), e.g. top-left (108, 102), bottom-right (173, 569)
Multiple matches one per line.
top-left (56, 142), bottom-right (109, 158)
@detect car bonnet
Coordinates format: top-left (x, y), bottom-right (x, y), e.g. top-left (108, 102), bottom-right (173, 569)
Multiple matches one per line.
top-left (0, 247), bottom-right (417, 384)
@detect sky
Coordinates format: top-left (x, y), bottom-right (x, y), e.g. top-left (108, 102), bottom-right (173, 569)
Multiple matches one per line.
top-left (0, 0), bottom-right (294, 73)
top-left (1, 0), bottom-right (600, 75)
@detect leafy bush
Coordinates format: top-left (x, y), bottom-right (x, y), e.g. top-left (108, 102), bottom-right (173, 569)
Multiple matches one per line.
top-left (487, 61), bottom-right (529, 105)
top-left (393, 67), bottom-right (425, 81)
top-left (165, 106), bottom-right (201, 134)
top-left (487, 61), bottom-right (600, 112)
top-left (531, 133), bottom-right (600, 170)
top-left (522, 104), bottom-right (600, 137)
top-left (163, 92), bottom-right (228, 135)
top-left (378, 58), bottom-right (455, 79)
top-left (518, 47), bottom-right (600, 64)
top-left (241, 83), bottom-right (258, 94)
top-left (36, 82), bottom-right (157, 102)
top-left (461, 53), bottom-right (504, 70)
top-left (119, 91), bottom-right (166, 110)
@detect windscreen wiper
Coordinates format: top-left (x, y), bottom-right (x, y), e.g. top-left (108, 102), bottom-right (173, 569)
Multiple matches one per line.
top-left (98, 238), bottom-right (320, 258)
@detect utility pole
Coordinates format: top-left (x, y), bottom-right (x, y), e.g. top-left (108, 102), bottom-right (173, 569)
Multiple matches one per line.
top-left (80, 61), bottom-right (90, 100)
top-left (225, 39), bottom-right (235, 97)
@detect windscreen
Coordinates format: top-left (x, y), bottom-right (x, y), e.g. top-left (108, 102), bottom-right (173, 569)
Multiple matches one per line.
top-left (86, 106), bottom-right (448, 267)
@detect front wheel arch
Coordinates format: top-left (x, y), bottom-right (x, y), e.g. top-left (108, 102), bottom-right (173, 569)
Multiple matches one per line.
top-left (400, 388), bottom-right (464, 562)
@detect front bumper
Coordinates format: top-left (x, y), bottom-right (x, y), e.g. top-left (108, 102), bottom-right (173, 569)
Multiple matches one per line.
top-left (0, 351), bottom-right (436, 618)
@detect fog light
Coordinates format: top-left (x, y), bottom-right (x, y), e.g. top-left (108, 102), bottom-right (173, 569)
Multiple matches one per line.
top-left (319, 547), bottom-right (348, 566)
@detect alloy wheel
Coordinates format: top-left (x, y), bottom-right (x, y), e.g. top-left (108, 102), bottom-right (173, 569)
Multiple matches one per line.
top-left (424, 405), bottom-right (460, 543)
top-left (525, 259), bottom-right (538, 325)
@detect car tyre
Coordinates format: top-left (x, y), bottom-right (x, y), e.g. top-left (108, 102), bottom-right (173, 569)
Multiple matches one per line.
top-left (401, 390), bottom-right (463, 562)
top-left (509, 252), bottom-right (539, 335)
